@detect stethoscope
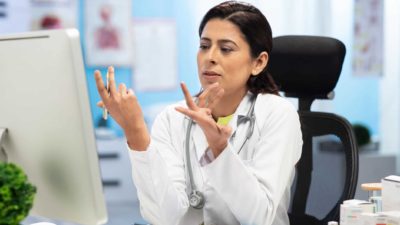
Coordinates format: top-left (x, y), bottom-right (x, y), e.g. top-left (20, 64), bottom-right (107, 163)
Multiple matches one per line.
top-left (185, 95), bottom-right (257, 209)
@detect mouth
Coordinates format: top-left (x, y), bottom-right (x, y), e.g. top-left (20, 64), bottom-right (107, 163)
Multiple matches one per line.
top-left (200, 70), bottom-right (222, 83)
top-left (202, 70), bottom-right (221, 77)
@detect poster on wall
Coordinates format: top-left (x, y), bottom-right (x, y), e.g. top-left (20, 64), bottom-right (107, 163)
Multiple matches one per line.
top-left (84, 0), bottom-right (132, 66)
top-left (132, 19), bottom-right (178, 92)
top-left (0, 0), bottom-right (31, 34)
top-left (352, 0), bottom-right (383, 76)
top-left (30, 0), bottom-right (77, 30)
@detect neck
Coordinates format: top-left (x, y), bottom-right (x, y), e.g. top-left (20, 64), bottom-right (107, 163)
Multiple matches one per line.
top-left (212, 89), bottom-right (248, 118)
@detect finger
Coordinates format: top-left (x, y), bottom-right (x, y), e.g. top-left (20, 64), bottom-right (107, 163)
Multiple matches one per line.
top-left (201, 83), bottom-right (221, 108)
top-left (175, 106), bottom-right (192, 118)
top-left (94, 70), bottom-right (109, 102)
top-left (175, 107), bottom-right (215, 128)
top-left (96, 101), bottom-right (104, 108)
top-left (126, 89), bottom-right (139, 103)
top-left (119, 83), bottom-right (127, 96)
top-left (180, 82), bottom-right (198, 110)
top-left (175, 106), bottom-right (204, 122)
top-left (108, 66), bottom-right (118, 97)
top-left (198, 82), bottom-right (219, 107)
top-left (207, 87), bottom-right (224, 110)
top-left (127, 88), bottom-right (135, 96)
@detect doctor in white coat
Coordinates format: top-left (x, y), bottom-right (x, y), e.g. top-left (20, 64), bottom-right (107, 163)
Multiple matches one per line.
top-left (95, 1), bottom-right (303, 225)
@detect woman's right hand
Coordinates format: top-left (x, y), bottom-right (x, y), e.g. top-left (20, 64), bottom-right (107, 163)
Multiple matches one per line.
top-left (94, 66), bottom-right (150, 151)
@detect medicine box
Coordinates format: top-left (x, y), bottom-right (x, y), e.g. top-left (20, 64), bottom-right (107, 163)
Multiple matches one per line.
top-left (382, 175), bottom-right (400, 211)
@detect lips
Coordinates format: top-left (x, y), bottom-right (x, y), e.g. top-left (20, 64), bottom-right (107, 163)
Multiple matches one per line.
top-left (202, 71), bottom-right (221, 76)
top-left (201, 71), bottom-right (221, 83)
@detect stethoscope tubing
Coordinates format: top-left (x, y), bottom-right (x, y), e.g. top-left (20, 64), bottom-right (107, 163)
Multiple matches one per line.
top-left (185, 95), bottom-right (257, 209)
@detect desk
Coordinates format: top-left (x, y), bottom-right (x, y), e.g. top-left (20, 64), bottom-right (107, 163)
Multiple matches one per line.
top-left (23, 201), bottom-right (147, 225)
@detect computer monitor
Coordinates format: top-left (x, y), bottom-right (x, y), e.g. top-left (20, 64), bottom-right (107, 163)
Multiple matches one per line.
top-left (0, 29), bottom-right (107, 225)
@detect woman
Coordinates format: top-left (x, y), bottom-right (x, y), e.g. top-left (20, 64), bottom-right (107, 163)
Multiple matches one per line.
top-left (95, 1), bottom-right (302, 224)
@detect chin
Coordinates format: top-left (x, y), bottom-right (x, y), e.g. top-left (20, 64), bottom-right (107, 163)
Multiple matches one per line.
top-left (200, 81), bottom-right (217, 89)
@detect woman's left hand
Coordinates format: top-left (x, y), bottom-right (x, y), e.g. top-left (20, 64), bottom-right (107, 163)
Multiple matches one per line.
top-left (175, 82), bottom-right (232, 158)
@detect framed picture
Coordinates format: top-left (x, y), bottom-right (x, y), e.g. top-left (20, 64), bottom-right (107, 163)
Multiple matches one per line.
top-left (353, 0), bottom-right (383, 76)
top-left (131, 19), bottom-right (178, 91)
top-left (30, 0), bottom-right (77, 30)
top-left (84, 0), bottom-right (132, 66)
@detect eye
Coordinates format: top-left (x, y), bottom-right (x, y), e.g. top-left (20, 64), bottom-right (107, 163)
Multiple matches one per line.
top-left (221, 46), bottom-right (233, 53)
top-left (199, 43), bottom-right (209, 50)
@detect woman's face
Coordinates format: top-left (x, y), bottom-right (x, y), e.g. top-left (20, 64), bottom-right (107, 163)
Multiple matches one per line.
top-left (197, 18), bottom-right (256, 97)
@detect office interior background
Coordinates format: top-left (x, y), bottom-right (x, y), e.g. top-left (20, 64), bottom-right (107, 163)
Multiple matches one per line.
top-left (1, 0), bottom-right (399, 223)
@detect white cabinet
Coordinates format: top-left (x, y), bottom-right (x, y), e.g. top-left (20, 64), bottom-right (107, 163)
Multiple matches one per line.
top-left (96, 138), bottom-right (138, 203)
top-left (355, 152), bottom-right (397, 200)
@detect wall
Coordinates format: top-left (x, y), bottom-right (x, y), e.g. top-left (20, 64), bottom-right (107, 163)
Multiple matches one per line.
top-left (380, 0), bottom-right (400, 168)
top-left (82, 0), bottom-right (200, 136)
top-left (329, 0), bottom-right (380, 138)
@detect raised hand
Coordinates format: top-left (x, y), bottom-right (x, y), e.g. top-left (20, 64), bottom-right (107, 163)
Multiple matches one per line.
top-left (175, 82), bottom-right (232, 158)
top-left (94, 66), bottom-right (149, 150)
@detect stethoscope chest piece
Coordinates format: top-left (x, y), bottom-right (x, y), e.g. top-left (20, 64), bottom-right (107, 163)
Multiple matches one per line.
top-left (189, 190), bottom-right (205, 209)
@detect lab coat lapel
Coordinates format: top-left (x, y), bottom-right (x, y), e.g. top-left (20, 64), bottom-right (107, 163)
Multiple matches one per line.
top-left (229, 93), bottom-right (253, 152)
top-left (229, 93), bottom-right (252, 130)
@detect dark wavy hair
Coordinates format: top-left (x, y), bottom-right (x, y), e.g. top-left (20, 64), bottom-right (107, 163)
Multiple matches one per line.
top-left (199, 1), bottom-right (279, 95)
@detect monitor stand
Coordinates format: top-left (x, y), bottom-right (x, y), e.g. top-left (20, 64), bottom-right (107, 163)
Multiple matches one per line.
top-left (0, 128), bottom-right (8, 162)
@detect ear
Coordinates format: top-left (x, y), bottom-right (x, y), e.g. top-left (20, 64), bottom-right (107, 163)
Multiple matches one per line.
top-left (251, 51), bottom-right (269, 76)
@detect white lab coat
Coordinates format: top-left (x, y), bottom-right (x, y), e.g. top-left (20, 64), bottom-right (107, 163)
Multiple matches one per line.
top-left (128, 92), bottom-right (303, 225)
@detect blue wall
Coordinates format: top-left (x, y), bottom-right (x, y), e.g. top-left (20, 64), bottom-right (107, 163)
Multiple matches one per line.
top-left (333, 66), bottom-right (379, 136)
top-left (80, 0), bottom-right (200, 136)
top-left (332, 38), bottom-right (379, 136)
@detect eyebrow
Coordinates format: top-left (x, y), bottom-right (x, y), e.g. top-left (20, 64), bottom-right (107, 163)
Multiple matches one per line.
top-left (200, 37), bottom-right (239, 47)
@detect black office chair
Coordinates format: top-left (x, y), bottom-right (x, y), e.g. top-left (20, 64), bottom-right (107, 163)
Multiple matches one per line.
top-left (268, 35), bottom-right (359, 225)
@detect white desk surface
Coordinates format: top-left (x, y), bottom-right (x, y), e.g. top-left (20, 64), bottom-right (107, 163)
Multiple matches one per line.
top-left (23, 201), bottom-right (148, 225)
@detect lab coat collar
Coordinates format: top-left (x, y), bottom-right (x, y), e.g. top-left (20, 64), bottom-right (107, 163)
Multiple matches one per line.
top-left (228, 92), bottom-right (254, 132)
top-left (191, 92), bottom-right (255, 160)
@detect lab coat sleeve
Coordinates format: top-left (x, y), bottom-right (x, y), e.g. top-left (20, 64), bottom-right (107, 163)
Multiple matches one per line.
top-left (128, 106), bottom-right (189, 225)
top-left (203, 100), bottom-right (302, 225)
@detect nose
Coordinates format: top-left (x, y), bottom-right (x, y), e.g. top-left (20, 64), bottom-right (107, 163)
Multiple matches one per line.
top-left (206, 46), bottom-right (217, 65)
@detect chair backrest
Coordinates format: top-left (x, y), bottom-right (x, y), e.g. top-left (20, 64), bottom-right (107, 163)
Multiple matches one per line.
top-left (268, 35), bottom-right (359, 225)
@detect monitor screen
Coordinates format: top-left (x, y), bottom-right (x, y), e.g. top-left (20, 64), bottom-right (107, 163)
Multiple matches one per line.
top-left (0, 29), bottom-right (107, 225)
